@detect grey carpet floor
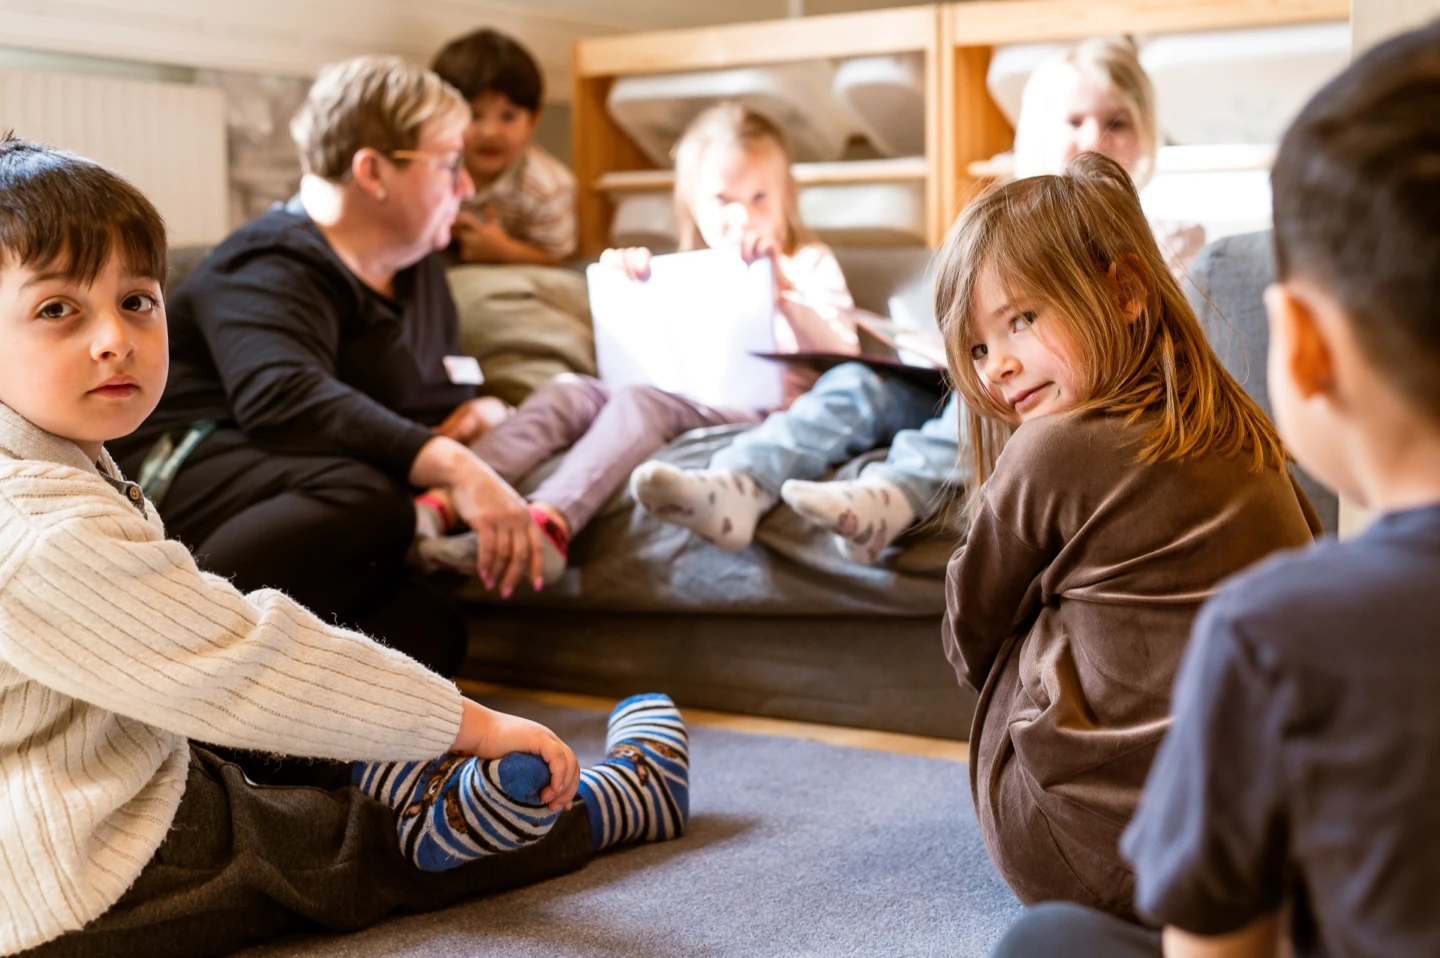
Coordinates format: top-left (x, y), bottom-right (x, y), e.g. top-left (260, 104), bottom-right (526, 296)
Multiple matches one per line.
top-left (237, 695), bottom-right (1022, 958)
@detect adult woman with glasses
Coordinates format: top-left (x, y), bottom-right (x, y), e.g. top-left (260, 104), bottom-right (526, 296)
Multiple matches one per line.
top-left (113, 55), bottom-right (540, 676)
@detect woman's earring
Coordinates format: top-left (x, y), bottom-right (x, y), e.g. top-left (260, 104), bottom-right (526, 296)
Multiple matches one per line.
top-left (376, 187), bottom-right (388, 202)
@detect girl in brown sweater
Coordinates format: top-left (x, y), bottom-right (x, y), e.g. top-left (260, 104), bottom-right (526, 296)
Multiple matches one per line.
top-left (935, 153), bottom-right (1320, 920)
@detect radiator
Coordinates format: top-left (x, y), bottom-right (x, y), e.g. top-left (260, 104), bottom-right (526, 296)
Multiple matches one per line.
top-left (0, 68), bottom-right (229, 247)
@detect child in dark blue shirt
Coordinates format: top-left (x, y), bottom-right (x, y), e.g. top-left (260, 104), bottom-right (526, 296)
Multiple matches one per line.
top-left (992, 19), bottom-right (1440, 958)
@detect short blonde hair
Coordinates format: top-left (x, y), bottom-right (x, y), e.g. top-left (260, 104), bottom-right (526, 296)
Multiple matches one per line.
top-left (935, 153), bottom-right (1285, 516)
top-left (290, 55), bottom-right (469, 181)
top-left (671, 102), bottom-right (814, 255)
top-left (1013, 37), bottom-right (1158, 187)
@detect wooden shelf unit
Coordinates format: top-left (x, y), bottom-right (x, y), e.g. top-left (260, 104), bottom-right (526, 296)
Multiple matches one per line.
top-left (940, 0), bottom-right (1351, 228)
top-left (572, 0), bottom-right (1350, 255)
top-left (571, 5), bottom-right (945, 255)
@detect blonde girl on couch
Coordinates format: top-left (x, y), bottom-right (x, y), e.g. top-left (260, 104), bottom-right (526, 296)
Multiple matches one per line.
top-left (416, 101), bottom-right (859, 583)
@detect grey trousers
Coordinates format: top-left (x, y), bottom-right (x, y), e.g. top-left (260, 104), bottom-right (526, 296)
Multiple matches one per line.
top-left (473, 374), bottom-right (761, 533)
top-left (22, 747), bottom-right (592, 958)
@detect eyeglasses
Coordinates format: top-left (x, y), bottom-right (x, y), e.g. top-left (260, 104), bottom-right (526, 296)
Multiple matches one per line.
top-left (388, 149), bottom-right (466, 187)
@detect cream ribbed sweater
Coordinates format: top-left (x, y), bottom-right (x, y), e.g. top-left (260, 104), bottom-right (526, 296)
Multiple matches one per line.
top-left (0, 404), bottom-right (464, 955)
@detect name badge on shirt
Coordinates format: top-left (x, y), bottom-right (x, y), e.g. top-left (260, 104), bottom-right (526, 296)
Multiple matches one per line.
top-left (442, 355), bottom-right (485, 386)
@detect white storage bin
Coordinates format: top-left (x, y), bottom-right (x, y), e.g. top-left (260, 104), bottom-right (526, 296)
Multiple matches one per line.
top-left (800, 181), bottom-right (927, 247)
top-left (606, 62), bottom-right (852, 166)
top-left (832, 53), bottom-right (926, 157)
top-left (1142, 23), bottom-right (1349, 144)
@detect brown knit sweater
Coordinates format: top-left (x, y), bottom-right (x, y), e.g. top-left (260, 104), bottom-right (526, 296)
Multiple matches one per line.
top-left (943, 410), bottom-right (1320, 917)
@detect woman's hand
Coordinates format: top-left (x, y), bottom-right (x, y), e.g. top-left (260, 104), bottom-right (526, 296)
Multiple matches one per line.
top-left (409, 436), bottom-right (542, 595)
top-left (448, 457), bottom-right (543, 596)
top-left (600, 246), bottom-right (653, 281)
top-left (437, 396), bottom-right (514, 447)
top-left (451, 699), bottom-right (579, 811)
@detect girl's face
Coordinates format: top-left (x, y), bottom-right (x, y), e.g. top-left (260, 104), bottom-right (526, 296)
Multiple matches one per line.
top-left (967, 265), bottom-right (1082, 424)
top-left (689, 141), bottom-right (789, 253)
top-left (1049, 63), bottom-right (1143, 177)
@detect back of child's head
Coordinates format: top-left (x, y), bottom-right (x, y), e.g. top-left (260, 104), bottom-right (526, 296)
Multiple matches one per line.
top-left (935, 152), bottom-right (1284, 491)
top-left (1271, 19), bottom-right (1440, 424)
top-left (0, 132), bottom-right (166, 288)
top-left (1013, 36), bottom-right (1158, 185)
top-left (671, 101), bottom-right (814, 255)
top-left (431, 28), bottom-right (544, 113)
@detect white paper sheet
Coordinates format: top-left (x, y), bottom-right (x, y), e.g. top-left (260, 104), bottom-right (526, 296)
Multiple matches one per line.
top-left (586, 249), bottom-right (783, 412)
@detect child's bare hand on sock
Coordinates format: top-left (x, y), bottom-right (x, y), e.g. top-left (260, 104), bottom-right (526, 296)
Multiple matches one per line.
top-left (451, 699), bottom-right (579, 810)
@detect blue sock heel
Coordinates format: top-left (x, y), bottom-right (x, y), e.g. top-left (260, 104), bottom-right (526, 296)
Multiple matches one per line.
top-left (576, 693), bottom-right (690, 851)
top-left (354, 750), bottom-right (559, 871)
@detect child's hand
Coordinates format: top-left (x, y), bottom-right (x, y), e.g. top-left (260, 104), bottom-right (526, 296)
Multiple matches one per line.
top-left (454, 206), bottom-right (513, 264)
top-left (451, 699), bottom-right (580, 810)
top-left (600, 246), bottom-right (652, 281)
top-left (437, 396), bottom-right (515, 447)
top-left (737, 231), bottom-right (794, 300)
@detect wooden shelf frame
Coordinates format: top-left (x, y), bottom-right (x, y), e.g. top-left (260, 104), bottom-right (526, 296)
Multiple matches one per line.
top-left (572, 0), bottom-right (1350, 256)
top-left (939, 0), bottom-right (1351, 229)
top-left (571, 5), bottom-right (946, 255)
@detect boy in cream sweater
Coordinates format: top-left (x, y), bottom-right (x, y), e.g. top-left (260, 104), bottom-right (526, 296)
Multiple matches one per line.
top-left (0, 134), bottom-right (689, 958)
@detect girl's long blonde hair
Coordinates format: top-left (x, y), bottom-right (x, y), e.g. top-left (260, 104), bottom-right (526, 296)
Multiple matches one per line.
top-left (671, 101), bottom-right (815, 255)
top-left (936, 152), bottom-right (1286, 515)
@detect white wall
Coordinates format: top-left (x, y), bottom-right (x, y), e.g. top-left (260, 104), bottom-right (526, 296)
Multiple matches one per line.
top-left (0, 0), bottom-right (925, 101)
top-left (1353, 0), bottom-right (1440, 51)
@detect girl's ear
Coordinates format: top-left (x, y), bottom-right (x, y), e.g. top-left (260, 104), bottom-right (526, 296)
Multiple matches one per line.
top-left (1105, 256), bottom-right (1147, 324)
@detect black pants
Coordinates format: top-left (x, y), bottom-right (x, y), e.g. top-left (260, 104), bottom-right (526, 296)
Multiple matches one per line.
top-left (116, 427), bottom-right (468, 676)
top-left (991, 903), bottom-right (1163, 958)
top-left (21, 748), bottom-right (593, 958)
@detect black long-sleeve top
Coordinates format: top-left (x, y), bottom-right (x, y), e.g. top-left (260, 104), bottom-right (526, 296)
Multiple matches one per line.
top-left (116, 200), bottom-right (474, 478)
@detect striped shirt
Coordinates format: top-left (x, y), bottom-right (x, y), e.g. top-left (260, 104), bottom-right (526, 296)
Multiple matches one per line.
top-left (466, 144), bottom-right (577, 260)
top-left (0, 402), bottom-right (462, 955)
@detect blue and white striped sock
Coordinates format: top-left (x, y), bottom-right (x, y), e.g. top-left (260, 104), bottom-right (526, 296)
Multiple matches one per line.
top-left (354, 751), bottom-right (558, 872)
top-left (576, 693), bottom-right (690, 851)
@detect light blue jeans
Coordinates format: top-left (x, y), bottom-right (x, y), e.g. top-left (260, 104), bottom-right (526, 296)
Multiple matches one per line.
top-left (710, 362), bottom-right (967, 520)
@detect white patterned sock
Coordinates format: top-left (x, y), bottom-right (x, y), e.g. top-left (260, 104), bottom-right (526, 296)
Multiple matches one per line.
top-left (630, 462), bottom-right (777, 551)
top-left (781, 477), bottom-right (917, 564)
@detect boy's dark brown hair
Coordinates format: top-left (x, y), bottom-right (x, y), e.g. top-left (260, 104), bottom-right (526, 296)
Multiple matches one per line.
top-left (1272, 19), bottom-right (1440, 422)
top-left (431, 28), bottom-right (544, 113)
top-left (0, 132), bottom-right (167, 286)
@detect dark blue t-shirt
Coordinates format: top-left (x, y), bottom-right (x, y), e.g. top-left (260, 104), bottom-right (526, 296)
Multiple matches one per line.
top-left (1122, 504), bottom-right (1440, 957)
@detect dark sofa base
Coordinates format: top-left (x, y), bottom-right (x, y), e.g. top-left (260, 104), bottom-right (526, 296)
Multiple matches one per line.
top-left (461, 609), bottom-right (975, 741)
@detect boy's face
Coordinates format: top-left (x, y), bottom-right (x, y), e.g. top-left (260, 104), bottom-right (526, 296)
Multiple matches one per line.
top-left (463, 92), bottom-right (538, 184)
top-left (0, 251), bottom-right (167, 460)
